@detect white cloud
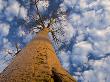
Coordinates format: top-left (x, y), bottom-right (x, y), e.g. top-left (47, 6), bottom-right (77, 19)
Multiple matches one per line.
top-left (79, 0), bottom-right (87, 9)
top-left (63, 22), bottom-right (75, 41)
top-left (3, 38), bottom-right (8, 44)
top-left (0, 0), bottom-right (7, 11)
top-left (101, 0), bottom-right (110, 8)
top-left (4, 0), bottom-right (28, 21)
top-left (69, 14), bottom-right (80, 22)
top-left (19, 6), bottom-right (28, 19)
top-left (73, 41), bottom-right (92, 55)
top-left (84, 58), bottom-right (110, 82)
top-left (76, 34), bottom-right (85, 43)
top-left (71, 41), bottom-right (93, 64)
top-left (17, 27), bottom-right (26, 37)
top-left (50, 1), bottom-right (110, 81)
top-left (87, 27), bottom-right (110, 41)
top-left (0, 0), bottom-right (110, 82)
top-left (37, 0), bottom-right (49, 13)
top-left (0, 23), bottom-right (10, 36)
top-left (63, 0), bottom-right (77, 7)
top-left (75, 41), bottom-right (92, 49)
top-left (56, 18), bottom-right (75, 44)
top-left (5, 0), bottom-right (20, 20)
top-left (58, 50), bottom-right (70, 70)
top-left (83, 70), bottom-right (98, 82)
top-left (86, 27), bottom-right (110, 56)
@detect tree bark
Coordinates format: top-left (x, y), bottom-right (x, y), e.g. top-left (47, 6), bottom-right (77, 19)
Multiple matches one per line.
top-left (0, 28), bottom-right (76, 82)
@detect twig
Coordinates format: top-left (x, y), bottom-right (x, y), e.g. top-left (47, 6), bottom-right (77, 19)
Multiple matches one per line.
top-left (35, 0), bottom-right (45, 28)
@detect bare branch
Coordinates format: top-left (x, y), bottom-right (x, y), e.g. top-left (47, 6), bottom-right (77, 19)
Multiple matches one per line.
top-left (15, 43), bottom-right (19, 53)
top-left (51, 31), bottom-right (61, 47)
top-left (47, 18), bottom-right (56, 28)
top-left (34, 0), bottom-right (45, 28)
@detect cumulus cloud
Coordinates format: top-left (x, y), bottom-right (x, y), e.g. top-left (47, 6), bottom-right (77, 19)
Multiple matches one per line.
top-left (0, 23), bottom-right (10, 36)
top-left (0, 0), bottom-right (7, 11)
top-left (83, 70), bottom-right (97, 82)
top-left (58, 50), bottom-right (70, 70)
top-left (19, 6), bottom-right (28, 19)
top-left (60, 19), bottom-right (75, 43)
top-left (0, 0), bottom-right (110, 82)
top-left (37, 0), bottom-right (49, 13)
top-left (83, 57), bottom-right (110, 82)
top-left (4, 0), bottom-right (20, 20)
top-left (58, 0), bottom-right (110, 82)
top-left (17, 27), bottom-right (26, 37)
top-left (4, 0), bottom-right (27, 21)
top-left (63, 0), bottom-right (77, 7)
top-left (71, 41), bottom-right (92, 64)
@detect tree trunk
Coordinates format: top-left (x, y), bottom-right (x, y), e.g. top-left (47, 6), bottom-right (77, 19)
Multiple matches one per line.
top-left (0, 28), bottom-right (76, 82)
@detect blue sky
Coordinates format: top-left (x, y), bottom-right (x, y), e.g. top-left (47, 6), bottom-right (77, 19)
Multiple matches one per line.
top-left (0, 0), bottom-right (110, 82)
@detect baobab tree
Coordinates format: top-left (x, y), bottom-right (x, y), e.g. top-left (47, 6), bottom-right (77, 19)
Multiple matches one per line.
top-left (0, 0), bottom-right (76, 82)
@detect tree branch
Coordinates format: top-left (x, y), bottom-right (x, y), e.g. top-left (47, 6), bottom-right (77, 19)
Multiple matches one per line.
top-left (34, 0), bottom-right (45, 28)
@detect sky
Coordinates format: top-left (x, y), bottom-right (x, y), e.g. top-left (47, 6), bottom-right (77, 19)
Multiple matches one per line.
top-left (0, 0), bottom-right (110, 82)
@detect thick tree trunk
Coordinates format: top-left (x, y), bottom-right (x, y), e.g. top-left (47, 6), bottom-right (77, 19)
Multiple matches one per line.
top-left (0, 28), bottom-right (76, 82)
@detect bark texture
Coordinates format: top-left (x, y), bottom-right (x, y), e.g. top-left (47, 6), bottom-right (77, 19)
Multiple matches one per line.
top-left (0, 28), bottom-right (76, 82)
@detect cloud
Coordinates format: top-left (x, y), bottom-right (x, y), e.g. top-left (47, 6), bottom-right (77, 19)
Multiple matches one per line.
top-left (83, 57), bottom-right (110, 82)
top-left (61, 20), bottom-right (75, 43)
top-left (58, 0), bottom-right (110, 81)
top-left (17, 27), bottom-right (26, 37)
top-left (19, 6), bottom-right (28, 19)
top-left (0, 0), bottom-right (110, 82)
top-left (101, 0), bottom-right (110, 10)
top-left (63, 0), bottom-right (77, 7)
top-left (4, 0), bottom-right (27, 21)
top-left (83, 70), bottom-right (98, 82)
top-left (37, 0), bottom-right (49, 13)
top-left (58, 50), bottom-right (70, 70)
top-left (4, 0), bottom-right (20, 20)
top-left (87, 27), bottom-right (110, 56)
top-left (0, 0), bottom-right (7, 12)
top-left (79, 0), bottom-right (88, 9)
top-left (0, 23), bottom-right (10, 36)
top-left (71, 41), bottom-right (92, 64)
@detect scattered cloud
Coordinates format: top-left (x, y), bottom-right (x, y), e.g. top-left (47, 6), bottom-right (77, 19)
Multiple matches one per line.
top-left (0, 0), bottom-right (7, 12)
top-left (0, 0), bottom-right (110, 82)
top-left (0, 23), bottom-right (10, 36)
top-left (59, 0), bottom-right (110, 82)
top-left (4, 0), bottom-right (27, 21)
top-left (19, 6), bottom-right (28, 19)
